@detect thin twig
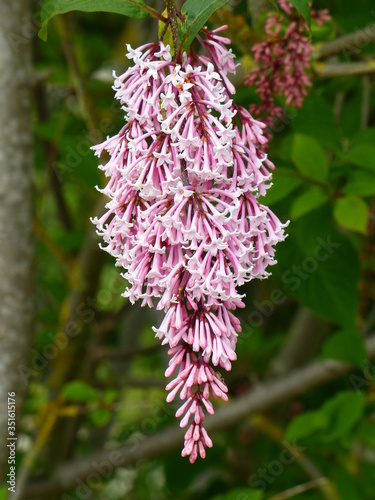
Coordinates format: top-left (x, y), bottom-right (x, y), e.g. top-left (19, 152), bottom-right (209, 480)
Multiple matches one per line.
top-left (92, 343), bottom-right (161, 362)
top-left (333, 91), bottom-right (346, 123)
top-left (314, 60), bottom-right (375, 79)
top-left (124, 378), bottom-right (165, 389)
top-left (250, 415), bottom-right (339, 500)
top-left (55, 16), bottom-right (97, 132)
top-left (129, 0), bottom-right (167, 22)
top-left (361, 303), bottom-right (375, 335)
top-left (13, 399), bottom-right (65, 500)
top-left (269, 478), bottom-right (331, 500)
top-left (361, 75), bottom-right (371, 128)
top-left (34, 81), bottom-right (73, 231)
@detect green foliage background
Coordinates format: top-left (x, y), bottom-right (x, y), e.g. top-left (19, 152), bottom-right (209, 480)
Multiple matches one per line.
top-left (7, 0), bottom-right (375, 498)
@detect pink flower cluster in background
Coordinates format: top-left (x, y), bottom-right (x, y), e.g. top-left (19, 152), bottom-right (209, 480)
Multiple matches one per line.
top-left (245, 0), bottom-right (331, 129)
top-left (92, 27), bottom-right (287, 463)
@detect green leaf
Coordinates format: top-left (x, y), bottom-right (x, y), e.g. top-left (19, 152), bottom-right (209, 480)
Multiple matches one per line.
top-left (341, 93), bottom-right (362, 137)
top-left (291, 134), bottom-right (328, 183)
top-left (274, 207), bottom-right (360, 325)
top-left (291, 188), bottom-right (328, 220)
top-left (292, 96), bottom-right (341, 151)
top-left (0, 486), bottom-right (8, 500)
top-left (334, 467), bottom-right (364, 500)
top-left (39, 0), bottom-right (151, 41)
top-left (334, 195), bottom-right (369, 234)
top-left (351, 127), bottom-right (375, 148)
top-left (90, 407), bottom-right (112, 427)
top-left (159, 8), bottom-right (174, 52)
top-left (103, 389), bottom-right (119, 404)
top-left (56, 231), bottom-right (85, 253)
top-left (358, 421), bottom-right (375, 447)
top-left (310, 16), bottom-right (334, 41)
top-left (344, 170), bottom-right (375, 197)
top-left (343, 144), bottom-right (375, 172)
top-left (259, 168), bottom-right (302, 205)
top-left (180, 0), bottom-right (229, 51)
top-left (61, 380), bottom-right (98, 403)
top-left (286, 411), bottom-right (329, 441)
top-left (321, 329), bottom-right (366, 369)
top-left (211, 488), bottom-right (264, 500)
top-left (288, 0), bottom-right (311, 28)
top-left (286, 391), bottom-right (364, 443)
top-left (321, 391), bottom-right (364, 441)
top-left (268, 0), bottom-right (280, 13)
top-left (336, 0), bottom-right (375, 32)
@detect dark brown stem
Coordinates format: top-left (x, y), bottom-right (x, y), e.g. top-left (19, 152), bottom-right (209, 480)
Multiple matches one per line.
top-left (159, 19), bottom-right (171, 43)
top-left (128, 0), bottom-right (167, 22)
top-left (181, 158), bottom-right (189, 186)
top-left (34, 82), bottom-right (74, 232)
top-left (165, 0), bottom-right (179, 61)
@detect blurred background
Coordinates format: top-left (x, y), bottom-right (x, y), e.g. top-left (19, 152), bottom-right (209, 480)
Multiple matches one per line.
top-left (1, 0), bottom-right (375, 498)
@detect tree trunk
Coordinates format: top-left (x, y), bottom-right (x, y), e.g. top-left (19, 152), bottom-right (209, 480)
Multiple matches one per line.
top-left (0, 0), bottom-right (34, 477)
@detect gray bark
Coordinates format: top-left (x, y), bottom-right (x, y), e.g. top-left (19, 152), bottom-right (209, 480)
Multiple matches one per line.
top-left (0, 0), bottom-right (34, 477)
top-left (269, 308), bottom-right (332, 376)
top-left (315, 24), bottom-right (375, 60)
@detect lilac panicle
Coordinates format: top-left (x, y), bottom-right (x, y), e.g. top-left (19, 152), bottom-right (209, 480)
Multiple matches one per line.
top-left (245, 0), bottom-right (331, 131)
top-left (91, 26), bottom-right (288, 463)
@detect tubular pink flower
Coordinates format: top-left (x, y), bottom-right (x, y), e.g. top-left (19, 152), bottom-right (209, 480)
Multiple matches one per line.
top-left (92, 27), bottom-right (288, 463)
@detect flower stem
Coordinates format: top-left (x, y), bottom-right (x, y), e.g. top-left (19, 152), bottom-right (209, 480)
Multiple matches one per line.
top-left (165, 0), bottom-right (179, 61)
top-left (180, 158), bottom-right (189, 186)
top-left (132, 0), bottom-right (167, 22)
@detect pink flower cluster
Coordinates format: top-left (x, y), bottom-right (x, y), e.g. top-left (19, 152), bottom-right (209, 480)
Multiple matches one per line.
top-left (245, 0), bottom-right (331, 128)
top-left (92, 26), bottom-right (287, 463)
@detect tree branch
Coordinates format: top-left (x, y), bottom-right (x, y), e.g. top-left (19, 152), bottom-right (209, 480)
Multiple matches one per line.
top-left (0, 0), bottom-right (35, 477)
top-left (315, 24), bottom-right (375, 60)
top-left (269, 307), bottom-right (332, 376)
top-left (23, 334), bottom-right (375, 498)
top-left (92, 343), bottom-right (161, 363)
top-left (269, 478), bottom-right (332, 500)
top-left (314, 60), bottom-right (375, 79)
